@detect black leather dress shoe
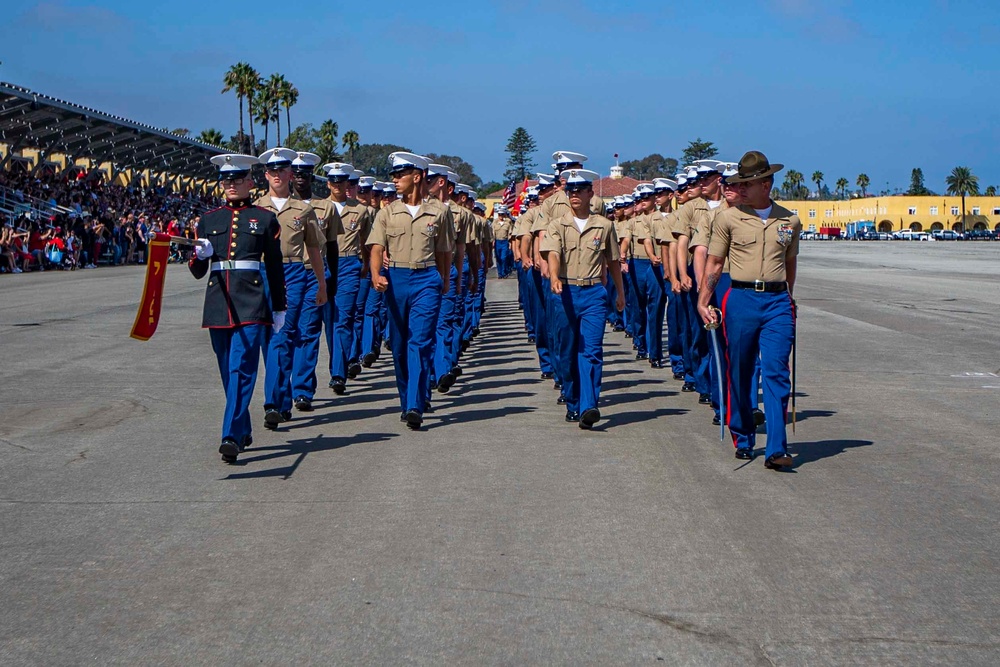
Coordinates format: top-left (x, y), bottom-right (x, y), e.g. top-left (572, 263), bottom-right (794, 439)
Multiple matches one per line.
top-left (527, 335), bottom-right (536, 343)
top-left (263, 409), bottom-right (285, 430)
top-left (294, 396), bottom-right (313, 411)
top-left (672, 373), bottom-right (685, 381)
top-left (557, 395), bottom-right (567, 405)
top-left (753, 408), bottom-right (765, 426)
top-left (347, 362), bottom-right (362, 379)
top-left (612, 325), bottom-right (625, 332)
top-left (565, 411), bottom-right (579, 422)
top-left (472, 327), bottom-right (481, 336)
top-left (682, 382), bottom-right (696, 392)
top-left (649, 359), bottom-right (666, 369)
top-left (540, 372), bottom-right (554, 379)
top-left (453, 365), bottom-right (463, 377)
top-left (437, 371), bottom-right (456, 393)
top-left (735, 448), bottom-right (754, 460)
top-left (764, 452), bottom-right (793, 470)
top-left (635, 352), bottom-right (649, 361)
top-left (362, 352), bottom-right (379, 367)
top-left (624, 332), bottom-right (633, 338)
top-left (281, 410), bottom-right (292, 421)
top-left (553, 381), bottom-right (562, 390)
top-left (330, 378), bottom-right (346, 395)
top-left (712, 415), bottom-right (721, 426)
top-left (404, 410), bottom-right (423, 430)
top-left (579, 408), bottom-right (600, 429)
top-left (240, 434), bottom-right (252, 451)
top-left (219, 438), bottom-right (240, 463)
top-left (698, 394), bottom-right (711, 404)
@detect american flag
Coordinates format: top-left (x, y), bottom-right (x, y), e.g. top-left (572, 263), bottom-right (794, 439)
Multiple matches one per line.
top-left (501, 181), bottom-right (516, 208)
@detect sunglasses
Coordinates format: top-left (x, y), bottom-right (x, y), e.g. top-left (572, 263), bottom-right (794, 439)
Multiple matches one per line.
top-left (565, 184), bottom-right (592, 193)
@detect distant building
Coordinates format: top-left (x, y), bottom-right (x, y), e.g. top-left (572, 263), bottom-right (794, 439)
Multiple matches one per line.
top-left (777, 195), bottom-right (1000, 233)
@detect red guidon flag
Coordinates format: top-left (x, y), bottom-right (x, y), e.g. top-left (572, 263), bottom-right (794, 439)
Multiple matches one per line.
top-left (130, 233), bottom-right (173, 341)
top-left (511, 177), bottom-right (530, 216)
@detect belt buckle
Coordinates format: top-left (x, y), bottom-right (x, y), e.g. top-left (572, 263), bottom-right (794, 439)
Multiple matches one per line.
top-left (754, 280), bottom-right (765, 292)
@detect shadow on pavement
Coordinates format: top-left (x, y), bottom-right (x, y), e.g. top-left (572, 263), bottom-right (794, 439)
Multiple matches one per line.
top-left (221, 431), bottom-right (398, 480)
top-left (791, 439), bottom-right (874, 468)
top-left (593, 407), bottom-right (688, 430)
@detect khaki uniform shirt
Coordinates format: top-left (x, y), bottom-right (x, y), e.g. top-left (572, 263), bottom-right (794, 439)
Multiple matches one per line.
top-left (672, 197), bottom-right (708, 265)
top-left (613, 217), bottom-right (632, 259)
top-left (512, 208), bottom-right (535, 239)
top-left (493, 218), bottom-right (512, 241)
top-left (691, 200), bottom-right (730, 272)
top-left (540, 212), bottom-right (620, 283)
top-left (632, 212), bottom-right (659, 260)
top-left (446, 201), bottom-right (475, 247)
top-left (254, 195), bottom-right (323, 260)
top-left (367, 199), bottom-right (455, 266)
top-left (655, 211), bottom-right (678, 245)
top-left (333, 198), bottom-right (373, 259)
top-left (305, 198), bottom-right (345, 266)
top-left (708, 202), bottom-right (801, 283)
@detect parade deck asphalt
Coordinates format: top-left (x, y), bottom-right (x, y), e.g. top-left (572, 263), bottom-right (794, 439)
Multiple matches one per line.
top-left (1, 242), bottom-right (999, 666)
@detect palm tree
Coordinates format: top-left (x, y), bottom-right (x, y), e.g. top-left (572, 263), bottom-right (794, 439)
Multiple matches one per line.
top-left (812, 171), bottom-right (824, 199)
top-left (856, 173), bottom-right (870, 197)
top-left (945, 166), bottom-right (980, 232)
top-left (985, 185), bottom-right (996, 197)
top-left (197, 128), bottom-right (225, 146)
top-left (279, 79), bottom-right (298, 139)
top-left (316, 120), bottom-right (339, 163)
top-left (222, 62), bottom-right (260, 153)
top-left (254, 87), bottom-right (277, 149)
top-left (783, 169), bottom-right (804, 199)
top-left (342, 130), bottom-right (360, 164)
top-left (262, 74), bottom-right (288, 145)
top-left (835, 177), bottom-right (849, 199)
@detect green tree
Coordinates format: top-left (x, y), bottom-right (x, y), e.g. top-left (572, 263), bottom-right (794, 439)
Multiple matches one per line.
top-left (284, 123), bottom-right (318, 153)
top-left (811, 171), bottom-right (824, 199)
top-left (856, 173), bottom-right (870, 197)
top-left (279, 79), bottom-right (298, 140)
top-left (835, 177), bottom-right (849, 199)
top-left (985, 185), bottom-right (997, 197)
top-left (342, 130), bottom-right (360, 164)
top-left (945, 166), bottom-right (980, 232)
top-left (264, 73), bottom-right (287, 145)
top-left (620, 153), bottom-right (678, 180)
top-left (352, 143), bottom-right (412, 180)
top-left (222, 62), bottom-right (259, 153)
top-left (783, 169), bottom-right (806, 199)
top-left (504, 127), bottom-right (537, 182)
top-left (317, 120), bottom-right (340, 163)
top-left (170, 128), bottom-right (190, 137)
top-left (253, 86), bottom-right (277, 149)
top-left (681, 138), bottom-right (718, 164)
top-left (477, 181), bottom-right (503, 198)
top-left (426, 153), bottom-right (482, 189)
top-left (197, 128), bottom-right (225, 146)
top-left (908, 168), bottom-right (930, 195)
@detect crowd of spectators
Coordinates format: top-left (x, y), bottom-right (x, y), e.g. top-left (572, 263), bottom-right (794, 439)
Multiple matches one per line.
top-left (0, 166), bottom-right (216, 275)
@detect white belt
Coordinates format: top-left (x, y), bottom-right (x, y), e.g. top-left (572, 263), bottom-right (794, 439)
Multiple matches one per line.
top-left (210, 260), bottom-right (262, 271)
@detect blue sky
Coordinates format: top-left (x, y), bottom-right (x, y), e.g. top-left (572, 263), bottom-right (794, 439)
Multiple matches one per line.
top-left (6, 0), bottom-right (1000, 193)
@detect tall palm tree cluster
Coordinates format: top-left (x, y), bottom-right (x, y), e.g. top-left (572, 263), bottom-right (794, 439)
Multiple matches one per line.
top-left (198, 62), bottom-right (362, 160)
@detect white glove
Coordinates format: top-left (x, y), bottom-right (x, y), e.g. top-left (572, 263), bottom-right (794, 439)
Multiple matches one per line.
top-left (194, 238), bottom-right (213, 260)
top-left (272, 311), bottom-right (286, 334)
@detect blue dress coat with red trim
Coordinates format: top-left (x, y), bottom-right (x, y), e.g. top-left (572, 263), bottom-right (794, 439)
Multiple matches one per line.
top-left (188, 199), bottom-right (287, 328)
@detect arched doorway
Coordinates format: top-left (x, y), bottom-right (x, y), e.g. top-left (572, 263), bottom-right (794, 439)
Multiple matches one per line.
top-left (930, 222), bottom-right (944, 231)
top-left (994, 223), bottom-right (1000, 232)
top-left (878, 220), bottom-right (894, 232)
top-left (952, 222), bottom-right (964, 232)
top-left (909, 222), bottom-right (923, 231)
top-left (974, 221), bottom-right (987, 231)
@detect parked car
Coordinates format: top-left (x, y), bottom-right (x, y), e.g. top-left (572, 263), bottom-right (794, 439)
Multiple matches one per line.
top-left (965, 229), bottom-right (996, 241)
top-left (893, 229), bottom-right (928, 241)
top-left (932, 230), bottom-right (961, 241)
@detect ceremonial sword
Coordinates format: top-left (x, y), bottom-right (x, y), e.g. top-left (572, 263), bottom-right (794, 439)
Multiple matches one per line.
top-left (705, 306), bottom-right (725, 441)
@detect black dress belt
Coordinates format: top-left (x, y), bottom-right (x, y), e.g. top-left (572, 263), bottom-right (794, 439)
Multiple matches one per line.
top-left (730, 279), bottom-right (788, 293)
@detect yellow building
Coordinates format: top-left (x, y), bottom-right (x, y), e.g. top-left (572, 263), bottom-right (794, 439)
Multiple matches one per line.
top-left (778, 195), bottom-right (1000, 233)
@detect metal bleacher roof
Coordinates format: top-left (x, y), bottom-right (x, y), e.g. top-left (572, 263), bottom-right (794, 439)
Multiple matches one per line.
top-left (0, 81), bottom-right (226, 180)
